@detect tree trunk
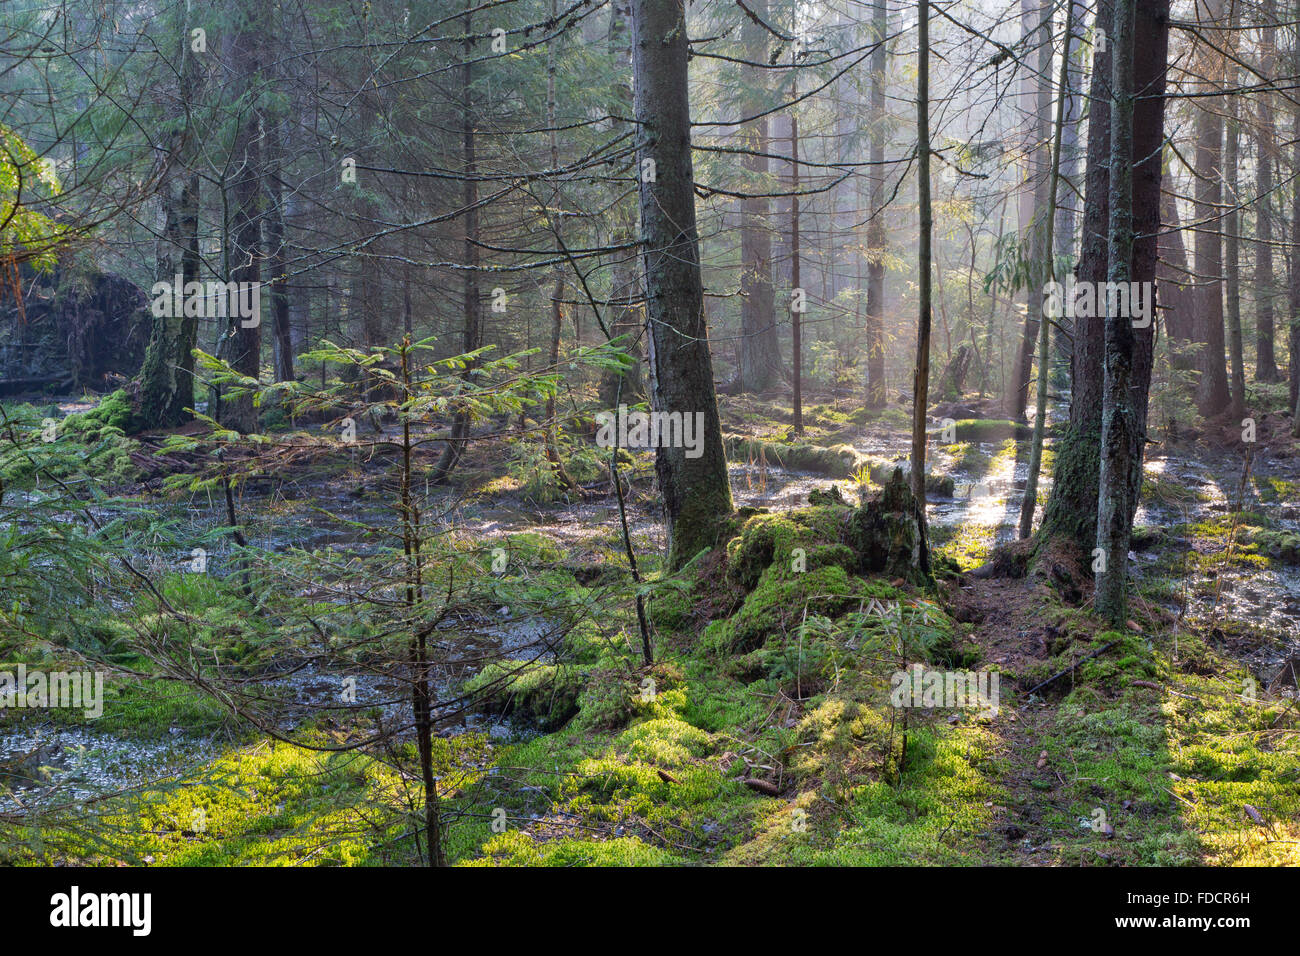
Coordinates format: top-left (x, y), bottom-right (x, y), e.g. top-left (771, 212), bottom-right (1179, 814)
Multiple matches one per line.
top-left (1224, 59), bottom-right (1245, 420)
top-left (1007, 0), bottom-right (1052, 422)
top-left (911, 0), bottom-right (933, 513)
top-left (599, 0), bottom-right (647, 406)
top-left (631, 0), bottom-right (733, 568)
top-left (865, 0), bottom-right (888, 408)
top-left (1094, 0), bottom-right (1138, 624)
top-left (731, 0), bottom-right (779, 395)
top-left (1159, 188), bottom-right (1196, 376)
top-left (1127, 0), bottom-right (1170, 528)
top-left (432, 8), bottom-right (482, 483)
top-left (1291, 0), bottom-right (1300, 432)
top-left (1037, 0), bottom-right (1112, 548)
top-left (1255, 0), bottom-right (1281, 382)
top-left (1019, 0), bottom-right (1076, 539)
top-left (265, 113), bottom-right (294, 384)
top-left (217, 7), bottom-right (263, 435)
top-left (1092, 0), bottom-right (1168, 618)
top-left (136, 26), bottom-right (200, 430)
top-left (790, 110), bottom-right (803, 435)
top-left (1193, 0), bottom-right (1229, 418)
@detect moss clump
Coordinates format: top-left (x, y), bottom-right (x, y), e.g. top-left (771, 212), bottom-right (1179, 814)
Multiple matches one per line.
top-left (647, 586), bottom-right (692, 633)
top-left (465, 662), bottom-right (585, 730)
top-left (862, 458), bottom-right (955, 497)
top-left (710, 564), bottom-right (860, 653)
top-left (949, 419), bottom-right (1031, 442)
top-left (724, 504), bottom-right (849, 591)
top-left (75, 389), bottom-right (135, 432)
top-left (1242, 529), bottom-right (1300, 564)
top-left (469, 831), bottom-right (680, 866)
top-left (724, 435), bottom-right (859, 477)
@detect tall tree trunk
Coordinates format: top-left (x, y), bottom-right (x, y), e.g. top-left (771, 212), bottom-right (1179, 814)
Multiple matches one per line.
top-left (351, 93), bottom-right (384, 353)
top-left (1255, 0), bottom-right (1281, 382)
top-left (599, 0), bottom-right (647, 406)
top-left (1159, 187), bottom-right (1196, 377)
top-left (1224, 59), bottom-right (1245, 419)
top-left (865, 0), bottom-right (888, 408)
top-left (1291, 0), bottom-right (1300, 432)
top-left (217, 7), bottom-right (264, 435)
top-left (1020, 0), bottom-right (1076, 538)
top-left (1095, 0), bottom-right (1138, 624)
top-left (265, 113), bottom-right (294, 384)
top-left (631, 0), bottom-right (733, 568)
top-left (1055, 0), bottom-right (1087, 262)
top-left (432, 8), bottom-right (482, 483)
top-left (731, 0), bottom-right (779, 395)
top-left (912, 0), bottom-right (933, 511)
top-left (790, 109), bottom-right (803, 435)
top-left (137, 22), bottom-right (200, 430)
top-left (1037, 0), bottom-right (1112, 548)
top-left (1193, 0), bottom-right (1230, 418)
top-left (543, 0), bottom-right (576, 490)
top-left (1127, 0), bottom-right (1170, 528)
top-left (1052, 0), bottom-right (1088, 369)
top-left (1007, 0), bottom-right (1052, 421)
top-left (1093, 0), bottom-right (1169, 617)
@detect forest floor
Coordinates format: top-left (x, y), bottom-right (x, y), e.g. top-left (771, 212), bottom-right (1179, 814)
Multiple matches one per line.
top-left (1, 384), bottom-right (1298, 865)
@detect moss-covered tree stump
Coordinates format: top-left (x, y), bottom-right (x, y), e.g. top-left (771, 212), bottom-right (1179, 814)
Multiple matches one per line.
top-left (844, 467), bottom-right (931, 584)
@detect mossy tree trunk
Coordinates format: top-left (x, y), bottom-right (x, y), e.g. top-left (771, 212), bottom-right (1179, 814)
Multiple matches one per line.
top-left (216, 1), bottom-right (263, 436)
top-left (1096, 0), bottom-right (1169, 624)
top-left (136, 27), bottom-right (199, 431)
top-left (631, 0), bottom-right (733, 568)
top-left (1036, 0), bottom-right (1112, 550)
top-left (1038, 0), bottom-right (1166, 561)
top-left (1126, 0), bottom-right (1168, 521)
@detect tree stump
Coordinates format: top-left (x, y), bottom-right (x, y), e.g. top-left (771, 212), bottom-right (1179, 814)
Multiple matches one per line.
top-left (845, 467), bottom-right (931, 583)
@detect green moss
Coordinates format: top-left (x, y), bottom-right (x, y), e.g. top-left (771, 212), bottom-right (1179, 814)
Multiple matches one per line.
top-left (725, 435), bottom-right (860, 477)
top-left (647, 586), bottom-right (691, 633)
top-left (724, 506), bottom-right (849, 591)
top-left (468, 830), bottom-right (680, 866)
top-left (77, 389), bottom-right (134, 432)
top-left (465, 662), bottom-right (585, 730)
top-left (862, 458), bottom-right (955, 497)
top-left (950, 419), bottom-right (1031, 442)
top-left (10, 740), bottom-right (434, 866)
top-left (1242, 528), bottom-right (1300, 564)
top-left (710, 563), bottom-right (860, 653)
